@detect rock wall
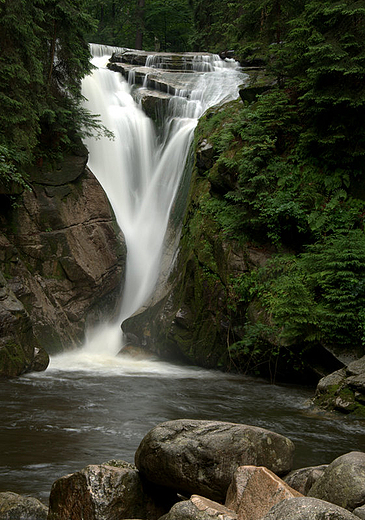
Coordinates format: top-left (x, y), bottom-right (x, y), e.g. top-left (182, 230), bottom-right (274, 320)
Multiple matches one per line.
top-left (0, 143), bottom-right (126, 376)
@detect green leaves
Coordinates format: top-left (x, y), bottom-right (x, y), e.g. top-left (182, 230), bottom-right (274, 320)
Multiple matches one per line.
top-left (0, 0), bottom-right (101, 186)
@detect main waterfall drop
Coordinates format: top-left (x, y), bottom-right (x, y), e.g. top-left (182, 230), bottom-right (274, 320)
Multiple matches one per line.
top-left (78, 45), bottom-right (246, 360)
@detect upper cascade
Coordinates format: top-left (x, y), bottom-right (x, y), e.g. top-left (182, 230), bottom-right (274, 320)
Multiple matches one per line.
top-left (107, 49), bottom-right (244, 107)
top-left (109, 50), bottom-right (237, 71)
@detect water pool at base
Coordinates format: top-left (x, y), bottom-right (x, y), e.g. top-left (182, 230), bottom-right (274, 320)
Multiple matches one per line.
top-left (1, 357), bottom-right (364, 503)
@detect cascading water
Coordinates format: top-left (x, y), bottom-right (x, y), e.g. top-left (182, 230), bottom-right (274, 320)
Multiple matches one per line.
top-left (52, 45), bottom-right (246, 366)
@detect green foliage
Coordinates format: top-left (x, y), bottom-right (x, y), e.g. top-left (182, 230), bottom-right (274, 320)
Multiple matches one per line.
top-left (144, 0), bottom-right (193, 51)
top-left (0, 0), bottom-right (102, 188)
top-left (281, 0), bottom-right (365, 173)
top-left (301, 230), bottom-right (365, 348)
top-left (227, 230), bottom-right (365, 368)
top-left (84, 0), bottom-right (194, 51)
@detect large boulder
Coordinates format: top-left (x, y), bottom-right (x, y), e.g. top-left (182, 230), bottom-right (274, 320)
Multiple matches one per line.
top-left (262, 497), bottom-right (360, 520)
top-left (0, 491), bottom-right (47, 519)
top-left (135, 419), bottom-right (295, 502)
top-left (159, 495), bottom-right (237, 520)
top-left (308, 451), bottom-right (365, 511)
top-left (225, 466), bottom-right (302, 520)
top-left (48, 460), bottom-right (172, 520)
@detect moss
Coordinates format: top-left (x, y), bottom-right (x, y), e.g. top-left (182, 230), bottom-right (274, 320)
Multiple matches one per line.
top-left (313, 383), bottom-right (365, 418)
top-left (0, 342), bottom-right (28, 378)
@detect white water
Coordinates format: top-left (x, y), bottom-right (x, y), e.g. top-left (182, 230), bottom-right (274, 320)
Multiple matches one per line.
top-left (50, 45), bottom-right (245, 370)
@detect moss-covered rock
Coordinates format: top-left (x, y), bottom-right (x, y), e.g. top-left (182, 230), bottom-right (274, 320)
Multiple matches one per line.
top-left (313, 358), bottom-right (365, 417)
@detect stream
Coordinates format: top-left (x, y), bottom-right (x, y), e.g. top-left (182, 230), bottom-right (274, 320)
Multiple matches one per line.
top-left (1, 359), bottom-right (365, 503)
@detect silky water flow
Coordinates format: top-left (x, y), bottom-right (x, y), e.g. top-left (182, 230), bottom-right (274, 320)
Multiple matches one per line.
top-left (50, 45), bottom-right (246, 370)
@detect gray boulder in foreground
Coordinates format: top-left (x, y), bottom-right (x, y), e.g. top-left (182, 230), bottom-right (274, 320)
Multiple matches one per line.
top-left (48, 460), bottom-right (171, 520)
top-left (308, 451), bottom-right (365, 511)
top-left (134, 419), bottom-right (295, 502)
top-left (262, 497), bottom-right (360, 520)
top-left (0, 491), bottom-right (48, 520)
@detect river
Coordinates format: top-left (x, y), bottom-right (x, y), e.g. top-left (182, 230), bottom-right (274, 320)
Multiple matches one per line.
top-left (1, 358), bottom-right (365, 503)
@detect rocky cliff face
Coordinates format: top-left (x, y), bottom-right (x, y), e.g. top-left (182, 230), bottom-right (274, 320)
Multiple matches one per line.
top-left (0, 142), bottom-right (126, 377)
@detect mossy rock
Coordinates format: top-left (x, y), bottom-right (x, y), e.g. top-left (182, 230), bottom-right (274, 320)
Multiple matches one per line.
top-left (0, 342), bottom-right (29, 378)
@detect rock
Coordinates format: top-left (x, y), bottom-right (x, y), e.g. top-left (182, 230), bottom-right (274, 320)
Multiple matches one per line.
top-left (0, 271), bottom-right (49, 377)
top-left (313, 359), bottom-right (365, 416)
top-left (347, 357), bottom-right (365, 376)
top-left (262, 497), bottom-right (360, 520)
top-left (308, 452), bottom-right (365, 511)
top-left (28, 143), bottom-right (88, 185)
top-left (110, 50), bottom-right (218, 70)
top-left (137, 89), bottom-right (172, 121)
top-left (160, 495), bottom-right (237, 520)
top-left (225, 465), bottom-right (302, 520)
top-left (48, 460), bottom-right (172, 520)
top-left (0, 164), bottom-right (126, 355)
top-left (0, 491), bottom-right (48, 519)
top-left (239, 68), bottom-right (276, 103)
top-left (283, 465), bottom-right (328, 495)
top-left (353, 505), bottom-right (365, 519)
top-left (196, 139), bottom-right (215, 172)
top-left (316, 369), bottom-right (347, 394)
top-left (135, 419), bottom-right (295, 502)
top-left (29, 347), bottom-right (50, 373)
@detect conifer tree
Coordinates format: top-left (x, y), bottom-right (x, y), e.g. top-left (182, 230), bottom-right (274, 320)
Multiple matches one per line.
top-left (282, 0), bottom-right (365, 176)
top-left (0, 0), bottom-right (96, 187)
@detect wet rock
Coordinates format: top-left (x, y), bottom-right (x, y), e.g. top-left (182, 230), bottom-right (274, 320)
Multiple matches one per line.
top-left (262, 497), bottom-right (360, 520)
top-left (160, 495), bottom-right (237, 520)
top-left (0, 271), bottom-right (49, 377)
top-left (138, 89), bottom-right (172, 121)
top-left (0, 491), bottom-right (48, 519)
top-left (308, 451), bottom-right (365, 511)
top-left (283, 465), bottom-right (328, 495)
top-left (135, 419), bottom-right (295, 502)
top-left (48, 460), bottom-right (172, 520)
top-left (225, 465), bottom-right (302, 520)
top-left (110, 50), bottom-right (216, 70)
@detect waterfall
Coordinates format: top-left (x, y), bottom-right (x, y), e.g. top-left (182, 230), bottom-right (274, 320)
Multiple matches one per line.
top-left (55, 45), bottom-right (245, 364)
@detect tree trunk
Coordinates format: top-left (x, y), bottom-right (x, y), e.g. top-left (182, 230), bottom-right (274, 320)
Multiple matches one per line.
top-left (135, 0), bottom-right (145, 49)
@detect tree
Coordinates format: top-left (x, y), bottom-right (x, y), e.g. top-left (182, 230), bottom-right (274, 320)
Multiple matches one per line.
top-left (282, 0), bottom-right (365, 176)
top-left (144, 0), bottom-right (193, 51)
top-left (0, 0), bottom-right (97, 187)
